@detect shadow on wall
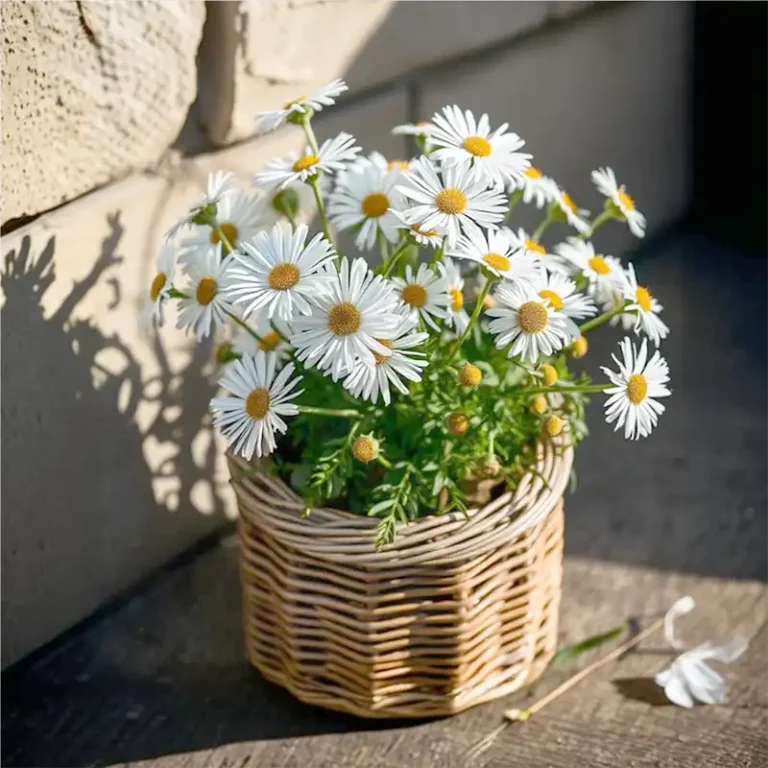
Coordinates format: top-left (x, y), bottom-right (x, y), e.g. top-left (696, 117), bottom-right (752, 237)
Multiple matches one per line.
top-left (0, 218), bottom-right (228, 665)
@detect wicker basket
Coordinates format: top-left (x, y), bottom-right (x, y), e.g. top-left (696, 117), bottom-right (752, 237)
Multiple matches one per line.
top-left (230, 439), bottom-right (573, 719)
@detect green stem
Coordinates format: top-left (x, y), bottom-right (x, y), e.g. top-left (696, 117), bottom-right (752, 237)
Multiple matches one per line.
top-left (214, 224), bottom-right (235, 254)
top-left (525, 383), bottom-right (609, 395)
top-left (301, 116), bottom-right (321, 155)
top-left (532, 214), bottom-right (553, 242)
top-left (503, 189), bottom-right (523, 223)
top-left (168, 287), bottom-right (188, 299)
top-left (297, 405), bottom-right (361, 418)
top-left (276, 200), bottom-right (297, 230)
top-left (582, 208), bottom-right (615, 239)
top-left (429, 240), bottom-right (446, 266)
top-left (381, 238), bottom-right (410, 278)
top-left (308, 175), bottom-right (336, 253)
top-left (448, 276), bottom-right (493, 362)
top-left (224, 309), bottom-right (265, 344)
top-left (579, 304), bottom-right (626, 334)
top-left (377, 455), bottom-right (393, 470)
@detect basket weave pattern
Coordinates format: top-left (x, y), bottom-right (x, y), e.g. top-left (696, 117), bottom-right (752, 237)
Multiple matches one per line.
top-left (231, 441), bottom-right (573, 718)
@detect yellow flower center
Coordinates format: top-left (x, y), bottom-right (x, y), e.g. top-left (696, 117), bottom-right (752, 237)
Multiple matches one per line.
top-left (293, 154), bottom-right (319, 172)
top-left (483, 294), bottom-right (497, 310)
top-left (411, 223), bottom-right (439, 237)
top-left (525, 239), bottom-right (546, 255)
top-left (258, 331), bottom-right (281, 353)
top-left (483, 253), bottom-right (510, 272)
top-left (196, 277), bottom-right (218, 306)
top-left (210, 222), bottom-right (239, 246)
top-left (373, 339), bottom-right (392, 364)
top-left (627, 373), bottom-right (648, 404)
top-left (450, 287), bottom-right (464, 312)
top-left (150, 272), bottom-right (166, 301)
top-left (618, 188), bottom-right (635, 211)
top-left (328, 301), bottom-right (361, 336)
top-left (401, 284), bottom-right (428, 308)
top-left (541, 364), bottom-right (558, 387)
top-left (518, 301), bottom-right (548, 333)
top-left (388, 159), bottom-right (410, 171)
top-left (524, 167), bottom-right (543, 180)
top-left (351, 435), bottom-right (379, 463)
top-left (435, 188), bottom-right (468, 215)
top-left (538, 289), bottom-right (563, 311)
top-left (530, 395), bottom-right (548, 415)
top-left (268, 263), bottom-right (300, 291)
top-left (458, 363), bottom-right (482, 387)
top-left (245, 388), bottom-right (271, 419)
top-left (544, 415), bottom-right (564, 437)
top-left (447, 412), bottom-right (470, 436)
top-left (361, 192), bottom-right (390, 218)
top-left (588, 256), bottom-right (611, 275)
top-left (283, 95), bottom-right (307, 110)
top-left (462, 135), bottom-right (492, 157)
top-left (635, 286), bottom-right (652, 312)
top-left (561, 192), bottom-right (578, 213)
top-left (571, 335), bottom-right (588, 358)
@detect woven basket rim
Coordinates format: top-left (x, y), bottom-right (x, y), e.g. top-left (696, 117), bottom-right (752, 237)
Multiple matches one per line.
top-left (229, 437), bottom-right (573, 566)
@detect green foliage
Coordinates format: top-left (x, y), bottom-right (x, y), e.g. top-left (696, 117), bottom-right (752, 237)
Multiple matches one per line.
top-left (270, 290), bottom-right (592, 547)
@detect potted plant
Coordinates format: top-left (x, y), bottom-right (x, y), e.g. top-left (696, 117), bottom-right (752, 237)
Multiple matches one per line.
top-left (145, 80), bottom-right (671, 718)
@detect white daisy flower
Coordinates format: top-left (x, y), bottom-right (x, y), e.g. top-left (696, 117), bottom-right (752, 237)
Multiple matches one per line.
top-left (251, 180), bottom-right (318, 228)
top-left (449, 223), bottom-right (541, 285)
top-left (165, 171), bottom-right (238, 240)
top-left (231, 309), bottom-right (292, 365)
top-left (548, 182), bottom-right (591, 235)
top-left (512, 166), bottom-right (553, 209)
top-left (439, 257), bottom-right (470, 334)
top-left (600, 337), bottom-right (671, 440)
top-left (343, 314), bottom-right (429, 405)
top-left (140, 243), bottom-right (177, 330)
top-left (392, 121), bottom-right (435, 138)
top-left (255, 79), bottom-right (348, 133)
top-left (224, 222), bottom-right (336, 322)
top-left (396, 157), bottom-right (508, 246)
top-left (555, 238), bottom-right (626, 303)
top-left (505, 226), bottom-right (565, 272)
top-left (177, 244), bottom-right (236, 341)
top-left (406, 222), bottom-right (444, 249)
top-left (529, 269), bottom-right (597, 339)
top-left (392, 263), bottom-right (450, 332)
top-left (210, 353), bottom-right (303, 460)
top-left (620, 263), bottom-right (669, 346)
top-left (253, 132), bottom-right (360, 191)
top-left (486, 281), bottom-right (571, 364)
top-left (429, 105), bottom-right (532, 188)
top-left (592, 166), bottom-right (646, 238)
top-left (327, 158), bottom-right (406, 251)
top-left (180, 191), bottom-right (262, 264)
top-left (291, 257), bottom-right (400, 381)
top-left (363, 151), bottom-right (411, 175)
top-left (655, 596), bottom-right (748, 708)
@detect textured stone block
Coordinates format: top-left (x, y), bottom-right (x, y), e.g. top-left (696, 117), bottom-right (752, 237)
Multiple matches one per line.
top-left (420, 2), bottom-right (693, 255)
top-left (1, 0), bottom-right (206, 225)
top-left (197, 1), bottom-right (550, 145)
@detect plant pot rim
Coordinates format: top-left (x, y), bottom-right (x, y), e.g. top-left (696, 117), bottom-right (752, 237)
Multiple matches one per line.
top-left (228, 437), bottom-right (572, 566)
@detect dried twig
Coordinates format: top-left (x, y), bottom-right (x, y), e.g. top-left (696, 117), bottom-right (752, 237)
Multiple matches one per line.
top-left (466, 616), bottom-right (665, 762)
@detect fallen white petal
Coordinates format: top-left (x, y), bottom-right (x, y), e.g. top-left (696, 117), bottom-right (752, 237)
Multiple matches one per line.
top-left (664, 595), bottom-right (696, 649)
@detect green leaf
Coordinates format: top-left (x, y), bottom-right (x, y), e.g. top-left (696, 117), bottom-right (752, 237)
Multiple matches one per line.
top-left (551, 623), bottom-right (627, 667)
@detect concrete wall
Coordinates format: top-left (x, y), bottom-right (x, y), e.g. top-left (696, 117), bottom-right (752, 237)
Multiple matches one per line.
top-left (1, 1), bottom-right (693, 666)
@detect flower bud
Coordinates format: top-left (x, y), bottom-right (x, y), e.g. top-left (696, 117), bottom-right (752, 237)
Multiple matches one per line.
top-left (458, 363), bottom-right (482, 387)
top-left (543, 415), bottom-right (565, 437)
top-left (446, 412), bottom-right (470, 436)
top-left (541, 364), bottom-right (558, 387)
top-left (571, 336), bottom-right (588, 358)
top-left (351, 434), bottom-right (380, 464)
top-left (530, 395), bottom-right (548, 415)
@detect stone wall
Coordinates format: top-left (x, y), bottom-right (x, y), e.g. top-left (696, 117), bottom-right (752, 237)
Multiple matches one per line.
top-left (1, 1), bottom-right (693, 666)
